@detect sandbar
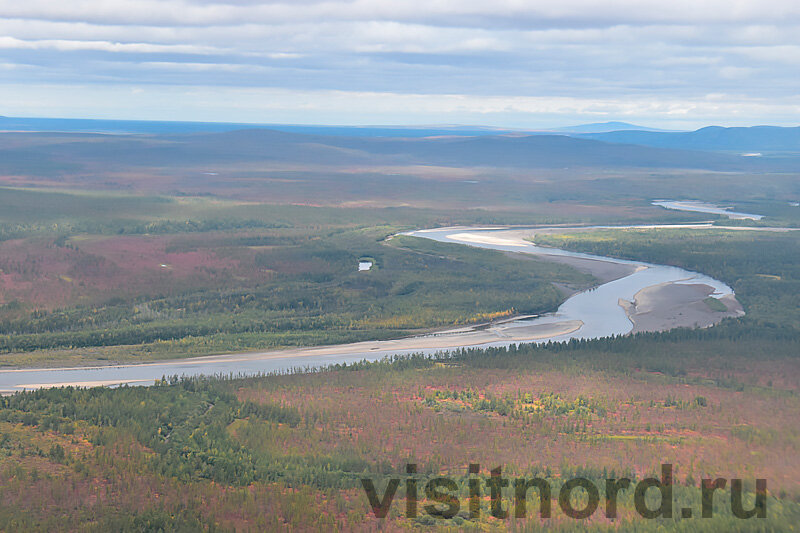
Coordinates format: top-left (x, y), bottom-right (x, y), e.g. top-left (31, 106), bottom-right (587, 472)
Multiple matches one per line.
top-left (620, 281), bottom-right (744, 333)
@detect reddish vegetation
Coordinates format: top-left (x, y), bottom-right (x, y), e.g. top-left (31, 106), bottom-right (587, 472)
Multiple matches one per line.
top-left (0, 350), bottom-right (797, 530)
top-left (77, 235), bottom-right (242, 284)
top-left (0, 234), bottom-right (269, 309)
top-left (0, 422), bottom-right (360, 531)
top-left (234, 361), bottom-right (800, 496)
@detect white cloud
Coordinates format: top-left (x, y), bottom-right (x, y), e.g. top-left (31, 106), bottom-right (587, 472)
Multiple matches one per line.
top-left (0, 36), bottom-right (225, 54)
top-left (0, 83), bottom-right (798, 129)
top-left (3, 0), bottom-right (800, 27)
top-left (0, 0), bottom-right (799, 125)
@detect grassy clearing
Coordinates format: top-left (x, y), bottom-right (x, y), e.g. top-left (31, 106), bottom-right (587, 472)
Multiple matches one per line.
top-left (703, 297), bottom-right (729, 312)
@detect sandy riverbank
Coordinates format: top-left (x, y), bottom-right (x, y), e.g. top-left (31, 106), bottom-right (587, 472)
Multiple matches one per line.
top-left (447, 228), bottom-right (639, 283)
top-left (620, 282), bottom-right (744, 333)
top-left (4, 319), bottom-right (584, 390)
top-left (16, 379), bottom-right (153, 390)
top-left (241, 319), bottom-right (584, 358)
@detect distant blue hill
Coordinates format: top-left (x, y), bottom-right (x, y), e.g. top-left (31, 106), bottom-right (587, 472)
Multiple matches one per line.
top-left (554, 121), bottom-right (674, 133)
top-left (580, 125), bottom-right (800, 152)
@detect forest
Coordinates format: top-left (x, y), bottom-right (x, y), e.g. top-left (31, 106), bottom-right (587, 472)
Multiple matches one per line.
top-left (0, 159), bottom-right (797, 530)
top-left (0, 219), bottom-right (798, 530)
top-left (0, 330), bottom-right (797, 530)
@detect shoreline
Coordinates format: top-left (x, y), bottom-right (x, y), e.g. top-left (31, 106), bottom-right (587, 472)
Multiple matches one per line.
top-left (447, 228), bottom-right (640, 283)
top-left (4, 320), bottom-right (584, 390)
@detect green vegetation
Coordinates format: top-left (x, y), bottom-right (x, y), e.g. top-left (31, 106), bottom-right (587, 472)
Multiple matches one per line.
top-left (0, 187), bottom-right (595, 365)
top-left (703, 297), bottom-right (728, 312)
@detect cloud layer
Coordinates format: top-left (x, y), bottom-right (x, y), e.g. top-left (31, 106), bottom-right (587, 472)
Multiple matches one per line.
top-left (0, 0), bottom-right (798, 127)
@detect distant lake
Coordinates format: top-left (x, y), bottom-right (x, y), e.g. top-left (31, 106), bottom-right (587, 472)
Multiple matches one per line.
top-left (653, 200), bottom-right (763, 220)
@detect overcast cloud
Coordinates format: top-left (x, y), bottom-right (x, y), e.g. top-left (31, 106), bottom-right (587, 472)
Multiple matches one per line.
top-left (0, 0), bottom-right (799, 128)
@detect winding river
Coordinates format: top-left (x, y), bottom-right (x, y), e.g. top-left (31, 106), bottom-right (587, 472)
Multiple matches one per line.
top-left (0, 224), bottom-right (741, 392)
top-left (407, 226), bottom-right (736, 340)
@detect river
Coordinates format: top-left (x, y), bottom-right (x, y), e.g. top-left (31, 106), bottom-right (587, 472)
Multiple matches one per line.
top-left (0, 224), bottom-right (740, 392)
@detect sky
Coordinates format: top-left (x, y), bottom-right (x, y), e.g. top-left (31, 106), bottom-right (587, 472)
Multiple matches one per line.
top-left (0, 0), bottom-right (799, 129)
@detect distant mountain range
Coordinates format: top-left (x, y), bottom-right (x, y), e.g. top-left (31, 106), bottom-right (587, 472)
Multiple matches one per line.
top-left (187, 129), bottom-right (797, 170)
top-left (1, 127), bottom-right (795, 176)
top-left (1, 116), bottom-right (799, 154)
top-left (0, 117), bottom-right (677, 136)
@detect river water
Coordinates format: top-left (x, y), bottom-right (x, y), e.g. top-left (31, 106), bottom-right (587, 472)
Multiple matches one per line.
top-left (407, 227), bottom-right (733, 341)
top-left (0, 225), bottom-right (735, 392)
top-left (652, 200), bottom-right (764, 220)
